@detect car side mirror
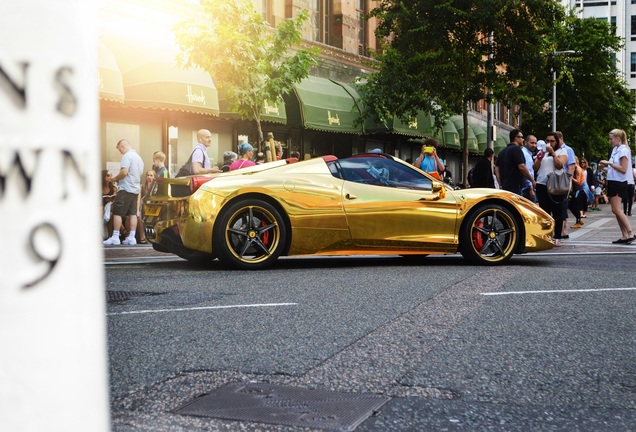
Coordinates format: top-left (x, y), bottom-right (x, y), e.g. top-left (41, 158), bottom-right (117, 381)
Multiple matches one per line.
top-left (421, 181), bottom-right (447, 201)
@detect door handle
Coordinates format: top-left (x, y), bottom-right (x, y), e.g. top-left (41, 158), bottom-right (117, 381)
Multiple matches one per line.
top-left (345, 193), bottom-right (357, 200)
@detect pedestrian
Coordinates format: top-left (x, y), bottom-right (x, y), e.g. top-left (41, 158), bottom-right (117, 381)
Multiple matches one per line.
top-left (591, 162), bottom-right (608, 210)
top-left (191, 129), bottom-right (221, 174)
top-left (103, 139), bottom-right (144, 246)
top-left (470, 148), bottom-right (495, 188)
top-left (152, 151), bottom-right (169, 178)
top-left (254, 151), bottom-right (266, 165)
top-left (600, 129), bottom-right (635, 244)
top-left (414, 138), bottom-right (445, 180)
top-left (568, 157), bottom-right (587, 229)
top-left (624, 163), bottom-right (635, 216)
top-left (580, 158), bottom-right (594, 218)
top-left (220, 151), bottom-right (238, 172)
top-left (102, 169), bottom-right (117, 239)
top-left (556, 131), bottom-right (577, 238)
top-left (230, 142), bottom-right (256, 171)
top-left (533, 131), bottom-right (568, 246)
top-left (275, 142), bottom-right (283, 160)
top-left (495, 129), bottom-right (535, 195)
top-left (521, 134), bottom-right (538, 201)
top-left (135, 169), bottom-right (156, 244)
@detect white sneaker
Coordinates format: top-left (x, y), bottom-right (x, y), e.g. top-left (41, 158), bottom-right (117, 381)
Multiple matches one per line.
top-left (103, 235), bottom-right (121, 245)
top-left (122, 236), bottom-right (137, 245)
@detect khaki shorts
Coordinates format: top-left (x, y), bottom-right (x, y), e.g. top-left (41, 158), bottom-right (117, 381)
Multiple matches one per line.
top-left (112, 190), bottom-right (139, 217)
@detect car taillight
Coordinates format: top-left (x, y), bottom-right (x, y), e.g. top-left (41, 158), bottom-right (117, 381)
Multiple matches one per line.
top-left (189, 176), bottom-right (212, 194)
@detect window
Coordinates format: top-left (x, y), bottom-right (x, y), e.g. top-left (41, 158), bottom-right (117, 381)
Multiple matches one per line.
top-left (631, 52), bottom-right (636, 78)
top-left (357, 0), bottom-right (367, 56)
top-left (261, 0), bottom-right (274, 26)
top-left (308, 0), bottom-right (330, 44)
top-left (330, 157), bottom-right (433, 190)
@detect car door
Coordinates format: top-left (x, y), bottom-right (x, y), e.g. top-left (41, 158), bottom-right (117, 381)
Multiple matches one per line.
top-left (338, 156), bottom-right (460, 251)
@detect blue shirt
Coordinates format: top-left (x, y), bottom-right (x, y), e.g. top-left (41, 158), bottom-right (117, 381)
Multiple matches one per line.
top-left (521, 146), bottom-right (534, 189)
top-left (118, 148), bottom-right (144, 194)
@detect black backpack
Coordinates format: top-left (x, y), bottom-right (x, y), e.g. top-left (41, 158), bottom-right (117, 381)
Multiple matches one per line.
top-left (176, 148), bottom-right (206, 177)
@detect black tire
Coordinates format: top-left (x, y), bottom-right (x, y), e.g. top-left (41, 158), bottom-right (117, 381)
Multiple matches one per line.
top-left (459, 204), bottom-right (518, 265)
top-left (213, 199), bottom-right (286, 270)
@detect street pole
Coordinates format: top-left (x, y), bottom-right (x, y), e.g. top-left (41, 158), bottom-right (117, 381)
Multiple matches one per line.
top-left (487, 32), bottom-right (494, 149)
top-left (552, 67), bottom-right (557, 131)
top-left (550, 50), bottom-right (575, 132)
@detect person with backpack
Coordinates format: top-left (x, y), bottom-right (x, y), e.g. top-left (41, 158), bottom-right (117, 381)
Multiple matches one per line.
top-left (178, 129), bottom-right (221, 176)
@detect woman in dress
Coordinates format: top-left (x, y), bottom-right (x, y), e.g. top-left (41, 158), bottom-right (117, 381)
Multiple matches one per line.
top-left (533, 132), bottom-right (569, 246)
top-left (600, 129), bottom-right (635, 244)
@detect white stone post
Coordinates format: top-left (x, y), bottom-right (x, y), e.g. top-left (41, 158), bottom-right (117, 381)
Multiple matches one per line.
top-left (0, 1), bottom-right (110, 431)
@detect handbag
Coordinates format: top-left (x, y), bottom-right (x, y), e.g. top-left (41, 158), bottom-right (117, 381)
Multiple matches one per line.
top-left (546, 170), bottom-right (571, 196)
top-left (103, 201), bottom-right (112, 223)
top-left (176, 148), bottom-right (206, 177)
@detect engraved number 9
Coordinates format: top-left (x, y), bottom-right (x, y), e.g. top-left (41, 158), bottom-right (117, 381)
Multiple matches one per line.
top-left (23, 223), bottom-right (62, 289)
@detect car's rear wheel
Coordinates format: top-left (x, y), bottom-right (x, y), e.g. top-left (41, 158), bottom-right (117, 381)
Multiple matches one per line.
top-left (460, 204), bottom-right (518, 265)
top-left (213, 199), bottom-right (286, 270)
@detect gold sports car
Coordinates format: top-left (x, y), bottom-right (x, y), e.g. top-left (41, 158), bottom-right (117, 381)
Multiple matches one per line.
top-left (142, 154), bottom-right (554, 269)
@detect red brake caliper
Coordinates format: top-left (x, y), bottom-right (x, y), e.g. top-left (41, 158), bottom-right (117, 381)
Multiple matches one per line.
top-left (261, 219), bottom-right (269, 246)
top-left (472, 218), bottom-right (484, 250)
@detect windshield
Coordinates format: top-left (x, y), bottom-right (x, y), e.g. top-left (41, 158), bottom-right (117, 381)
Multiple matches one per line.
top-left (328, 156), bottom-right (433, 191)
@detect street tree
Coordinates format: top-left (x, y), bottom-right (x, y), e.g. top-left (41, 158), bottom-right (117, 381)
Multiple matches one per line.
top-left (174, 0), bottom-right (319, 146)
top-left (519, 14), bottom-right (633, 162)
top-left (361, 0), bottom-right (564, 184)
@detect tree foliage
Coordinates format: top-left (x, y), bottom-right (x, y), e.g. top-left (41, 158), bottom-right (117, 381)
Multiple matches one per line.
top-left (174, 0), bottom-right (319, 144)
top-left (520, 14), bottom-right (633, 162)
top-left (362, 0), bottom-right (565, 183)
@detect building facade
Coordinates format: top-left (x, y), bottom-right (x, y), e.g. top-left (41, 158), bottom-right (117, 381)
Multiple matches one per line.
top-left (561, 0), bottom-right (636, 115)
top-left (98, 0), bottom-right (517, 181)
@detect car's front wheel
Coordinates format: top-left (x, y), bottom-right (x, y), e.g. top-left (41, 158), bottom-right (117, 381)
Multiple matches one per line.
top-left (459, 204), bottom-right (518, 265)
top-left (213, 199), bottom-right (286, 270)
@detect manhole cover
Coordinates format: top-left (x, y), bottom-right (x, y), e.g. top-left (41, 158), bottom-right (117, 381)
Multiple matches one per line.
top-left (106, 290), bottom-right (163, 303)
top-left (174, 382), bottom-right (390, 431)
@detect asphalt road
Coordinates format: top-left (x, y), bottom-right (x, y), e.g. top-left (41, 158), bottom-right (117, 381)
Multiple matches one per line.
top-left (106, 248), bottom-right (636, 431)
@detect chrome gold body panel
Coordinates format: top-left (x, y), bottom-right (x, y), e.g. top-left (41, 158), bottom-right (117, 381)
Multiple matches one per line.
top-left (142, 155), bottom-right (554, 267)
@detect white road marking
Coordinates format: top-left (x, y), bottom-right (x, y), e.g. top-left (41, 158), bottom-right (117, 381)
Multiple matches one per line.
top-left (107, 303), bottom-right (298, 316)
top-left (482, 287), bottom-right (636, 296)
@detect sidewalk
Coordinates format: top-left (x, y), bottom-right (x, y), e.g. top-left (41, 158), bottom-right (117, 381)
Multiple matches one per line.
top-left (549, 201), bottom-right (636, 253)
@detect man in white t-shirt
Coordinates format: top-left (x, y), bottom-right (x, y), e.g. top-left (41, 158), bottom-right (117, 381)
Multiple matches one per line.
top-left (103, 139), bottom-right (144, 246)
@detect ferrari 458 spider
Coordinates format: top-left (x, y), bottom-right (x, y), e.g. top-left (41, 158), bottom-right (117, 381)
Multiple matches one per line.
top-left (142, 154), bottom-right (554, 269)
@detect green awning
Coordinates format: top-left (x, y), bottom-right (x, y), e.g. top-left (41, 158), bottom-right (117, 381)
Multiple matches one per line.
top-left (470, 123), bottom-right (488, 154)
top-left (451, 117), bottom-right (479, 153)
top-left (219, 95), bottom-right (287, 124)
top-left (392, 112), bottom-right (435, 137)
top-left (494, 132), bottom-right (508, 155)
top-left (438, 119), bottom-right (461, 150)
top-left (285, 76), bottom-right (362, 134)
top-left (108, 38), bottom-right (220, 116)
top-left (363, 111), bottom-right (435, 137)
top-left (98, 41), bottom-right (124, 103)
top-left (122, 63), bottom-right (219, 115)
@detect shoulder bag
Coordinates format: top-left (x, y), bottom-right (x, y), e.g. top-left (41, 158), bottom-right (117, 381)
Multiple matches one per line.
top-left (546, 169), bottom-right (571, 196)
top-left (176, 148), bottom-right (206, 177)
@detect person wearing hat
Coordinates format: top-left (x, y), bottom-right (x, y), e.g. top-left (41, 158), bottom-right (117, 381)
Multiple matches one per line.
top-left (229, 142), bottom-right (256, 171)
